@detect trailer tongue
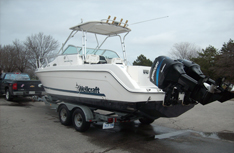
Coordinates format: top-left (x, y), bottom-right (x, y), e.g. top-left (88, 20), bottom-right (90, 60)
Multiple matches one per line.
top-left (150, 56), bottom-right (234, 106)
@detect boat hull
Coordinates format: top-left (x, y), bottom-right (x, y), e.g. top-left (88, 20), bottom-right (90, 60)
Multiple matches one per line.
top-left (48, 93), bottom-right (195, 119)
top-left (36, 64), bottom-right (195, 119)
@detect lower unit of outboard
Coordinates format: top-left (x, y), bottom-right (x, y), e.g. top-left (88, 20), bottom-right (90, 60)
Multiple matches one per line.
top-left (150, 56), bottom-right (234, 106)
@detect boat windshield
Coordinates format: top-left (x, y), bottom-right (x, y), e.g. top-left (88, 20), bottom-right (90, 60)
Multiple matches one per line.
top-left (62, 45), bottom-right (120, 59)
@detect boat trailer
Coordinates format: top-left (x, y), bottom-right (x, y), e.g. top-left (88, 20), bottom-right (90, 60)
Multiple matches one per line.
top-left (42, 96), bottom-right (145, 132)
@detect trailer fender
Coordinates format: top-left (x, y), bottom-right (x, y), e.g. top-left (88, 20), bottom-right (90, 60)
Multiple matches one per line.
top-left (59, 103), bottom-right (94, 122)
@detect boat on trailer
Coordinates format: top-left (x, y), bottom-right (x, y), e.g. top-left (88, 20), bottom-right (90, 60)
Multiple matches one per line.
top-left (36, 17), bottom-right (234, 131)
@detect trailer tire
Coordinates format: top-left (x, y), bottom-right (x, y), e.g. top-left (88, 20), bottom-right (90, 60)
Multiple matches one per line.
top-left (5, 89), bottom-right (13, 101)
top-left (72, 108), bottom-right (90, 132)
top-left (58, 105), bottom-right (72, 125)
top-left (139, 117), bottom-right (155, 125)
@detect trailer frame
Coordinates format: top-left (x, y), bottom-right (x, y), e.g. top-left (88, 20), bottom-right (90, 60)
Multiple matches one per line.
top-left (42, 95), bottom-right (145, 132)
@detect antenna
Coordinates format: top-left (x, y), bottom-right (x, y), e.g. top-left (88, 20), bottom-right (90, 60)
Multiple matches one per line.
top-left (130, 16), bottom-right (169, 25)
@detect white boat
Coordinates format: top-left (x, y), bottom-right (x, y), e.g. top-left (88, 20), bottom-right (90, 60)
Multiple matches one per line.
top-left (36, 18), bottom-right (234, 120)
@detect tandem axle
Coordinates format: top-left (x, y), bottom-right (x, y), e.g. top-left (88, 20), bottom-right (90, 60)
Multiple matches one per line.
top-left (42, 95), bottom-right (152, 132)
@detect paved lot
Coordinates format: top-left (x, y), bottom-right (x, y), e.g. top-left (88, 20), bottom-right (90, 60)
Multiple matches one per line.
top-left (0, 96), bottom-right (234, 153)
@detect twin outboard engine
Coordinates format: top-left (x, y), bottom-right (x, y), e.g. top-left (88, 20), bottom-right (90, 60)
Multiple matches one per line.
top-left (150, 56), bottom-right (234, 106)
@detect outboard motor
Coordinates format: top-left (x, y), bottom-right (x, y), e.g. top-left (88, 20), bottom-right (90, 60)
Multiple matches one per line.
top-left (177, 59), bottom-right (215, 85)
top-left (150, 56), bottom-right (234, 106)
top-left (150, 56), bottom-right (197, 90)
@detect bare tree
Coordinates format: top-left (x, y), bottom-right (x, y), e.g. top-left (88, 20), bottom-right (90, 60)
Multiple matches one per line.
top-left (170, 42), bottom-right (200, 60)
top-left (12, 40), bottom-right (29, 72)
top-left (0, 45), bottom-right (17, 72)
top-left (24, 32), bottom-right (59, 69)
top-left (0, 45), bottom-right (3, 73)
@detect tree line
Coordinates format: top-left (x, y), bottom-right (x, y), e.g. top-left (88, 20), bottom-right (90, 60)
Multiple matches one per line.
top-left (1, 33), bottom-right (233, 83)
top-left (133, 39), bottom-right (234, 83)
top-left (0, 32), bottom-right (59, 78)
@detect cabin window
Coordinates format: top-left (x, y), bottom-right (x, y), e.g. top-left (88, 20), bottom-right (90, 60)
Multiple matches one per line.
top-left (62, 46), bottom-right (81, 55)
top-left (94, 50), bottom-right (104, 56)
top-left (86, 48), bottom-right (103, 56)
top-left (62, 45), bottom-right (120, 59)
top-left (102, 50), bottom-right (119, 59)
top-left (86, 48), bottom-right (95, 54)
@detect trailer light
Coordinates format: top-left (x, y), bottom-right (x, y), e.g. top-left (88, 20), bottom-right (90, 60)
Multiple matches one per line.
top-left (107, 118), bottom-right (113, 123)
top-left (13, 83), bottom-right (18, 90)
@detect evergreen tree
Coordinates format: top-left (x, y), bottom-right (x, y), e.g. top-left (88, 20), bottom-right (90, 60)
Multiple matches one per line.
top-left (215, 39), bottom-right (234, 83)
top-left (192, 45), bottom-right (219, 79)
top-left (133, 54), bottom-right (153, 66)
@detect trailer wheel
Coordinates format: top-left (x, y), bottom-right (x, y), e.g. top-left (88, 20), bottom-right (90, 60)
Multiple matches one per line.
top-left (58, 105), bottom-right (72, 125)
top-left (139, 117), bottom-right (155, 125)
top-left (72, 108), bottom-right (90, 132)
top-left (5, 89), bottom-right (13, 101)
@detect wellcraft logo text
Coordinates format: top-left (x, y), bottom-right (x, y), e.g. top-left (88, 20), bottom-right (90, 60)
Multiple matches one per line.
top-left (75, 83), bottom-right (100, 94)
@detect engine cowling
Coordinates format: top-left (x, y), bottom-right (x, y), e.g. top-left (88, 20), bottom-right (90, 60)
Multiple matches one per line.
top-left (150, 56), bottom-right (234, 106)
top-left (150, 56), bottom-right (197, 91)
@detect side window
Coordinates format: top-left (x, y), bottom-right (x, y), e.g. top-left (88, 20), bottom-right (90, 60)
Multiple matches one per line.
top-left (86, 49), bottom-right (104, 55)
top-left (4, 74), bottom-right (14, 80)
top-left (95, 50), bottom-right (104, 56)
top-left (17, 74), bottom-right (30, 80)
top-left (102, 50), bottom-right (119, 59)
top-left (86, 48), bottom-right (96, 54)
top-left (1, 73), bottom-right (5, 80)
top-left (63, 46), bottom-right (81, 55)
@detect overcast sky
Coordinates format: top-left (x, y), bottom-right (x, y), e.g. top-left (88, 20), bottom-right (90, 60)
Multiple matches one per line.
top-left (0, 0), bottom-right (233, 64)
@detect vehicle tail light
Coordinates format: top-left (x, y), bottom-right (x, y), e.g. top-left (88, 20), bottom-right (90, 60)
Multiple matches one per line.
top-left (107, 118), bottom-right (113, 123)
top-left (13, 83), bottom-right (18, 90)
